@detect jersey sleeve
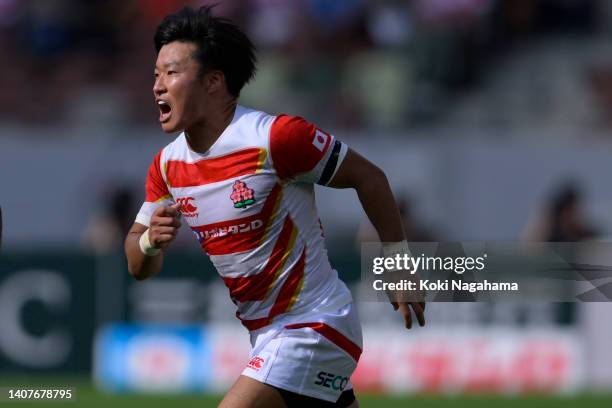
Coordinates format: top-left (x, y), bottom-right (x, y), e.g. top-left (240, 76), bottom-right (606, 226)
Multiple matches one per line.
top-left (269, 115), bottom-right (348, 184)
top-left (135, 149), bottom-right (174, 226)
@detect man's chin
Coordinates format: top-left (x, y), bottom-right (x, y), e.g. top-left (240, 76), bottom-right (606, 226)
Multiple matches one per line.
top-left (160, 121), bottom-right (181, 133)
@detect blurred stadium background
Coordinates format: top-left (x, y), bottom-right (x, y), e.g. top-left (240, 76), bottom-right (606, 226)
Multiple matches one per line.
top-left (2, 0), bottom-right (612, 406)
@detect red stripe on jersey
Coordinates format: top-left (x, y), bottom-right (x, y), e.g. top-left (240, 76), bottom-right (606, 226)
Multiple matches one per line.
top-left (239, 247), bottom-right (307, 331)
top-left (223, 216), bottom-right (296, 302)
top-left (166, 148), bottom-right (265, 188)
top-left (145, 150), bottom-right (171, 202)
top-left (193, 183), bottom-right (282, 256)
top-left (285, 322), bottom-right (362, 362)
top-left (268, 246), bottom-right (306, 317)
top-left (237, 315), bottom-right (269, 331)
top-left (270, 115), bottom-right (332, 180)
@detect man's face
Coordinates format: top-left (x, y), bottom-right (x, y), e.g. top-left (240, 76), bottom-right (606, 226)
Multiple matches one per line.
top-left (153, 41), bottom-right (207, 133)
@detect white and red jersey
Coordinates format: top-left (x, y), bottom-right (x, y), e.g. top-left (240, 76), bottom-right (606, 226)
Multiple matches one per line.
top-left (136, 105), bottom-right (353, 331)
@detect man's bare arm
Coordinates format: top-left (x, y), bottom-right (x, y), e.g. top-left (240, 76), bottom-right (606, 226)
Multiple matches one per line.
top-left (327, 149), bottom-right (404, 242)
top-left (328, 148), bottom-right (425, 328)
top-left (124, 203), bottom-right (181, 280)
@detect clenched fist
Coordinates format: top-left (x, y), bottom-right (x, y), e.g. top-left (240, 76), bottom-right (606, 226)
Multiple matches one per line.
top-left (148, 203), bottom-right (182, 250)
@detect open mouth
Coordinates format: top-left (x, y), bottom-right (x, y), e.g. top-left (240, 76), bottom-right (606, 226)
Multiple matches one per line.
top-left (157, 100), bottom-right (172, 123)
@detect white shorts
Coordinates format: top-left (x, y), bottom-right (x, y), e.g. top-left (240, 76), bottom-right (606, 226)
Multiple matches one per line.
top-left (241, 302), bottom-right (362, 402)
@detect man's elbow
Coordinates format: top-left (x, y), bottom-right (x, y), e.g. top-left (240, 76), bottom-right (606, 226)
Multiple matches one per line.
top-left (125, 251), bottom-right (148, 281)
top-left (127, 264), bottom-right (148, 281)
top-left (371, 165), bottom-right (388, 182)
top-left (132, 273), bottom-right (148, 282)
top-left (126, 254), bottom-right (158, 281)
top-left (360, 164), bottom-right (389, 189)
top-left (125, 240), bottom-right (148, 281)
top-left (126, 258), bottom-right (144, 280)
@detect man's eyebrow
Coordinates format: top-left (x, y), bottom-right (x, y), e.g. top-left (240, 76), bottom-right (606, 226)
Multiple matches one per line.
top-left (155, 61), bottom-right (181, 70)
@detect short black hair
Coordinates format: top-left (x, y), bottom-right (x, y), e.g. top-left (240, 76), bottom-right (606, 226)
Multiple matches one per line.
top-left (154, 6), bottom-right (256, 97)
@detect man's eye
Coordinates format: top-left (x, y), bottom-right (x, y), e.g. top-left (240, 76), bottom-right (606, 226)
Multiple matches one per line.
top-left (168, 71), bottom-right (177, 75)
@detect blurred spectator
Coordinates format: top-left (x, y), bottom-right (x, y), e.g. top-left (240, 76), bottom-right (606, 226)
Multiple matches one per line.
top-left (546, 183), bottom-right (598, 242)
top-left (522, 181), bottom-right (599, 325)
top-left (365, 0), bottom-right (414, 49)
top-left (82, 186), bottom-right (136, 254)
top-left (0, 0), bottom-right (608, 132)
top-left (247, 0), bottom-right (297, 48)
top-left (523, 182), bottom-right (598, 242)
top-left (356, 192), bottom-right (438, 244)
top-left (587, 61), bottom-right (612, 129)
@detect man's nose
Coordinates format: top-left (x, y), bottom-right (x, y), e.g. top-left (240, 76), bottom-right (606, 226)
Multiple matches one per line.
top-left (153, 76), bottom-right (166, 96)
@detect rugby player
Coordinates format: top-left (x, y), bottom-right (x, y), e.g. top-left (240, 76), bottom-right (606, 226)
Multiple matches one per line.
top-left (125, 6), bottom-right (425, 408)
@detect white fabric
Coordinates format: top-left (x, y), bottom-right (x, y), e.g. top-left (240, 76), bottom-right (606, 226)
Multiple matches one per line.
top-left (135, 105), bottom-right (352, 326)
top-left (241, 302), bottom-right (362, 402)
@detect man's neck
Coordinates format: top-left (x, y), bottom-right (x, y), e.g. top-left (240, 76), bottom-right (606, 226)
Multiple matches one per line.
top-left (185, 100), bottom-right (237, 153)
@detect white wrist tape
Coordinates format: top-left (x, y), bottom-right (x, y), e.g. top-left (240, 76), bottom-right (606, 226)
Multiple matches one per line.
top-left (382, 240), bottom-right (410, 258)
top-left (139, 229), bottom-right (161, 256)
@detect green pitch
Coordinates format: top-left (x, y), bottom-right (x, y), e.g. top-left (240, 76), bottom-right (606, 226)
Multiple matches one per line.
top-left (1, 377), bottom-right (611, 408)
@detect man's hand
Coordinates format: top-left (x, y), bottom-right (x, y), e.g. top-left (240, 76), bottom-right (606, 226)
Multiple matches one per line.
top-left (327, 149), bottom-right (427, 329)
top-left (149, 203), bottom-right (182, 250)
top-left (385, 266), bottom-right (427, 330)
top-left (392, 301), bottom-right (426, 329)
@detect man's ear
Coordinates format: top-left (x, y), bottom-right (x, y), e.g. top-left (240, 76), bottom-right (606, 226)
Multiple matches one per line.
top-left (205, 70), bottom-right (226, 94)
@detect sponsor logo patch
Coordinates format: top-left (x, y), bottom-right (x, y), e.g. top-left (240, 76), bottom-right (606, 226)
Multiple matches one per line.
top-left (191, 229), bottom-right (203, 243)
top-left (194, 219), bottom-right (264, 241)
top-left (314, 371), bottom-right (349, 391)
top-left (176, 197), bottom-right (199, 218)
top-left (247, 356), bottom-right (265, 371)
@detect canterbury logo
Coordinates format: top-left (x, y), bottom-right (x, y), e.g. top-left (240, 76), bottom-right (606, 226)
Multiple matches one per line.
top-left (247, 356), bottom-right (265, 371)
top-left (176, 197), bottom-right (199, 217)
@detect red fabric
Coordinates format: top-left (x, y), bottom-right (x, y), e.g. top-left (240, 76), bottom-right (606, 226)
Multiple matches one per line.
top-left (239, 247), bottom-right (307, 331)
top-left (145, 150), bottom-right (170, 202)
top-left (270, 115), bottom-right (331, 180)
top-left (192, 184), bottom-right (282, 256)
top-left (166, 148), bottom-right (264, 188)
top-left (285, 322), bottom-right (362, 362)
top-left (267, 245), bottom-right (306, 317)
top-left (223, 215), bottom-right (295, 301)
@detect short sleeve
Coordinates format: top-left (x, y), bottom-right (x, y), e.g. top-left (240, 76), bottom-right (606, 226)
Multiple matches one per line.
top-left (269, 115), bottom-right (348, 184)
top-left (135, 149), bottom-right (174, 226)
